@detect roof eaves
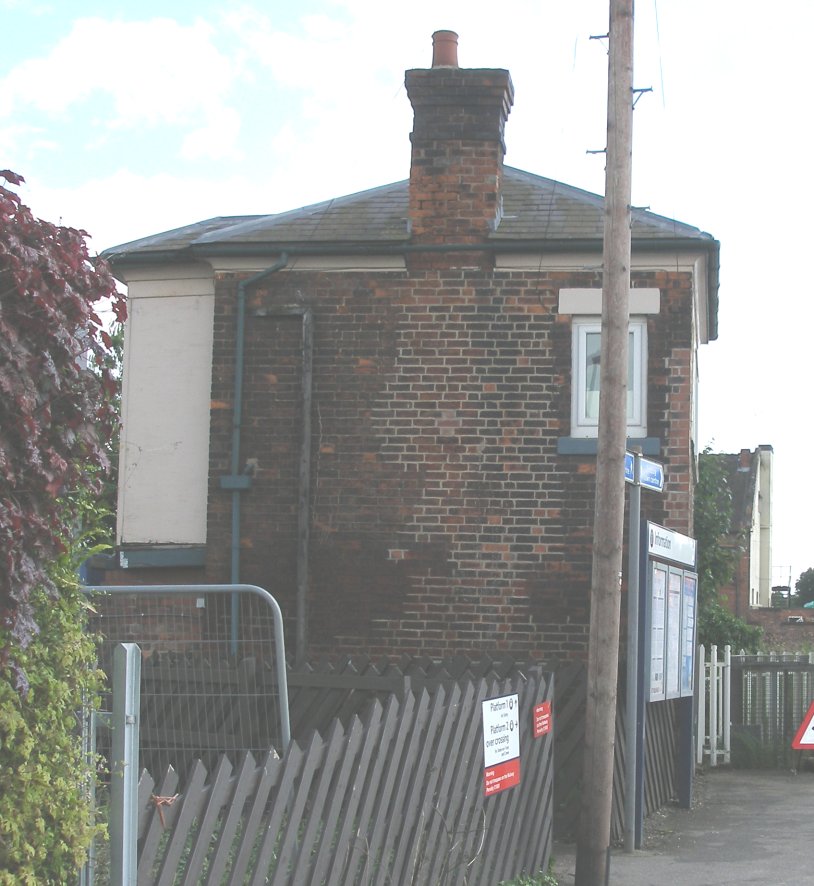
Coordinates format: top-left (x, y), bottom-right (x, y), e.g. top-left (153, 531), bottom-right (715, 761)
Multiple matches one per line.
top-left (104, 247), bottom-right (194, 267)
top-left (100, 215), bottom-right (265, 264)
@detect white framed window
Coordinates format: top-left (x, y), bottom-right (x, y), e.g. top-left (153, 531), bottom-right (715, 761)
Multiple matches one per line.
top-left (571, 317), bottom-right (647, 438)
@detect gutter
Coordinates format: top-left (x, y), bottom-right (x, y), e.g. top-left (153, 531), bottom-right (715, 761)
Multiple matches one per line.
top-left (108, 236), bottom-right (720, 340)
top-left (106, 236), bottom-right (719, 261)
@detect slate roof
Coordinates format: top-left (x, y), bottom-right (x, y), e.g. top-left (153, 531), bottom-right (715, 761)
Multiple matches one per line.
top-left (102, 167), bottom-right (716, 262)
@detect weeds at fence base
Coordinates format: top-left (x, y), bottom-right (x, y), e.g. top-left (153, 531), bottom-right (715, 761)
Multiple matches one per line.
top-left (498, 859), bottom-right (559, 886)
top-left (731, 726), bottom-right (796, 769)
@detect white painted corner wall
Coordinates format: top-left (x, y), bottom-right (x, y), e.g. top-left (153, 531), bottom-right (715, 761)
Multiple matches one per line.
top-left (116, 264), bottom-right (215, 546)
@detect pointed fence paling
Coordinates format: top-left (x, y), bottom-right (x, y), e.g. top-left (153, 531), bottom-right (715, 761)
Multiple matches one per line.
top-left (696, 644), bottom-right (731, 767)
top-left (134, 667), bottom-right (554, 885)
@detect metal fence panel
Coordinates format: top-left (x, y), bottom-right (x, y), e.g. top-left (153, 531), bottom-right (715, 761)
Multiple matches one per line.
top-left (85, 584), bottom-right (290, 781)
top-left (730, 650), bottom-right (814, 767)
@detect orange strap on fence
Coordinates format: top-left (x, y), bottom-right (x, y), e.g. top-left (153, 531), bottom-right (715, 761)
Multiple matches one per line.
top-left (151, 793), bottom-right (179, 828)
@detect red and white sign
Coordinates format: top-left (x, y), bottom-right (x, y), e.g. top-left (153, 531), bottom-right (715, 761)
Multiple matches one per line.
top-left (792, 700), bottom-right (814, 750)
top-left (533, 701), bottom-right (552, 738)
top-left (484, 758), bottom-right (521, 796)
top-left (482, 693), bottom-right (520, 796)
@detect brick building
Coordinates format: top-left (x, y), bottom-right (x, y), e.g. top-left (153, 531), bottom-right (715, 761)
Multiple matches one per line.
top-left (700, 445), bottom-right (814, 651)
top-left (706, 446), bottom-right (774, 617)
top-left (103, 32), bottom-right (720, 664)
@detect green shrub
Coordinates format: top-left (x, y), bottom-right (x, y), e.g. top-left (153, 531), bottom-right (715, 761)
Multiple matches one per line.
top-left (0, 562), bottom-right (104, 883)
top-left (698, 599), bottom-right (762, 653)
top-left (499, 861), bottom-right (558, 885)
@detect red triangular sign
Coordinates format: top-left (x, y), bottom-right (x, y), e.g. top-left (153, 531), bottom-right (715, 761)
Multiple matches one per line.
top-left (792, 700), bottom-right (814, 750)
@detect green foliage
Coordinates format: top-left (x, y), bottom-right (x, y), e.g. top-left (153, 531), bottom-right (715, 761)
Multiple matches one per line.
top-left (91, 321), bottom-right (124, 538)
top-left (694, 449), bottom-right (762, 652)
top-left (0, 526), bottom-right (106, 883)
top-left (499, 864), bottom-right (558, 886)
top-left (695, 450), bottom-right (738, 609)
top-left (795, 568), bottom-right (814, 607)
top-left (0, 169), bottom-right (125, 687)
top-left (697, 600), bottom-right (761, 653)
top-left (731, 727), bottom-right (795, 769)
top-left (0, 172), bottom-right (119, 883)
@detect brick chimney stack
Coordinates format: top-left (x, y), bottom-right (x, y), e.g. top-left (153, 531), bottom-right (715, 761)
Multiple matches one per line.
top-left (405, 31), bottom-right (514, 251)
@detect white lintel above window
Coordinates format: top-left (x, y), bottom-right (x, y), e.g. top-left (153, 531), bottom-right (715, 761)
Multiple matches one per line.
top-left (558, 287), bottom-right (660, 315)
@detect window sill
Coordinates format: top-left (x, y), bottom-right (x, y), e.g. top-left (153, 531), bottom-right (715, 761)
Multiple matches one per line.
top-left (557, 436), bottom-right (661, 456)
top-left (117, 545), bottom-right (207, 569)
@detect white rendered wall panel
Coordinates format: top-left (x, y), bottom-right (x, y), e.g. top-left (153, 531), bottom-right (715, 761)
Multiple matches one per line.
top-left (117, 279), bottom-right (214, 545)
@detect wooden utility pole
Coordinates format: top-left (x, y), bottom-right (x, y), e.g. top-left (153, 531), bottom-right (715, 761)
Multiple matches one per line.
top-left (575, 1), bottom-right (634, 884)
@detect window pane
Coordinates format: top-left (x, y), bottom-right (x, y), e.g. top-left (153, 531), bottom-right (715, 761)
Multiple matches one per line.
top-left (585, 331), bottom-right (601, 419)
top-left (586, 330), bottom-right (634, 420)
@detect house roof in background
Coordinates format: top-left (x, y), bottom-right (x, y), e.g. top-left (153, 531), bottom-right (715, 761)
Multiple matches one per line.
top-left (709, 447), bottom-right (773, 538)
top-left (721, 452), bottom-right (759, 536)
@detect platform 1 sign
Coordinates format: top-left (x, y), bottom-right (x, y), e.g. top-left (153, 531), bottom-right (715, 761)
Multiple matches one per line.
top-left (482, 693), bottom-right (520, 796)
top-left (792, 701), bottom-right (814, 750)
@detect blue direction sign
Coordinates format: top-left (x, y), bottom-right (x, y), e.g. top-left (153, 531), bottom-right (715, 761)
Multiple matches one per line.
top-left (625, 451), bottom-right (664, 493)
top-left (639, 458), bottom-right (664, 492)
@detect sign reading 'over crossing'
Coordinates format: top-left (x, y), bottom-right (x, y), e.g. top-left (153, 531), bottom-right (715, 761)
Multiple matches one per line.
top-left (482, 693), bottom-right (520, 796)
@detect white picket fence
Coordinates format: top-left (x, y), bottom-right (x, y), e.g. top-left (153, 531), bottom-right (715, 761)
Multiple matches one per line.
top-left (696, 644), bottom-right (731, 766)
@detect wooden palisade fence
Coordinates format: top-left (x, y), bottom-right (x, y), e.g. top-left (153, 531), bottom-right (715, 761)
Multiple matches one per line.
top-left (551, 662), bottom-right (678, 842)
top-left (133, 666), bottom-right (554, 885)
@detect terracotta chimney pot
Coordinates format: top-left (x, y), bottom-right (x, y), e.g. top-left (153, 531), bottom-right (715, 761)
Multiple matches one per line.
top-left (431, 30), bottom-right (459, 67)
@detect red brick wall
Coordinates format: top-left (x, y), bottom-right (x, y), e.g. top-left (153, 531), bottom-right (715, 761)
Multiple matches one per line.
top-left (745, 607), bottom-right (814, 651)
top-left (405, 67), bottom-right (513, 245)
top-left (643, 270), bottom-right (695, 537)
top-left (718, 549), bottom-right (751, 618)
top-left (201, 264), bottom-right (695, 662)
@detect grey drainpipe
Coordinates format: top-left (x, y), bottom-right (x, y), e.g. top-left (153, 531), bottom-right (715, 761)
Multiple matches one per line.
top-left (220, 253), bottom-right (289, 655)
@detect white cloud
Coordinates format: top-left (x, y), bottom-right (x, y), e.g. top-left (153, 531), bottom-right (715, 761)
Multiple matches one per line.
top-left (180, 106), bottom-right (243, 161)
top-left (0, 16), bottom-right (240, 150)
top-left (0, 122), bottom-right (50, 162)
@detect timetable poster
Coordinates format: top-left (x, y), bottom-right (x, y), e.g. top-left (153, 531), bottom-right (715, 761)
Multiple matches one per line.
top-left (681, 574), bottom-right (697, 697)
top-left (666, 570), bottom-right (682, 699)
top-left (649, 564), bottom-right (667, 701)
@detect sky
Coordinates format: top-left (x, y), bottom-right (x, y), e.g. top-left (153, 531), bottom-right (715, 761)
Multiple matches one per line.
top-left (4, 0), bottom-right (812, 590)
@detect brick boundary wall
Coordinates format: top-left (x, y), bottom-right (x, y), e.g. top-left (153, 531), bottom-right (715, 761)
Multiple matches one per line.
top-left (746, 607), bottom-right (814, 651)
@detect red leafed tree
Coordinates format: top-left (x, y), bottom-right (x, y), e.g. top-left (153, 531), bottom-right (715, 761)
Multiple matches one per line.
top-left (0, 170), bottom-right (126, 689)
